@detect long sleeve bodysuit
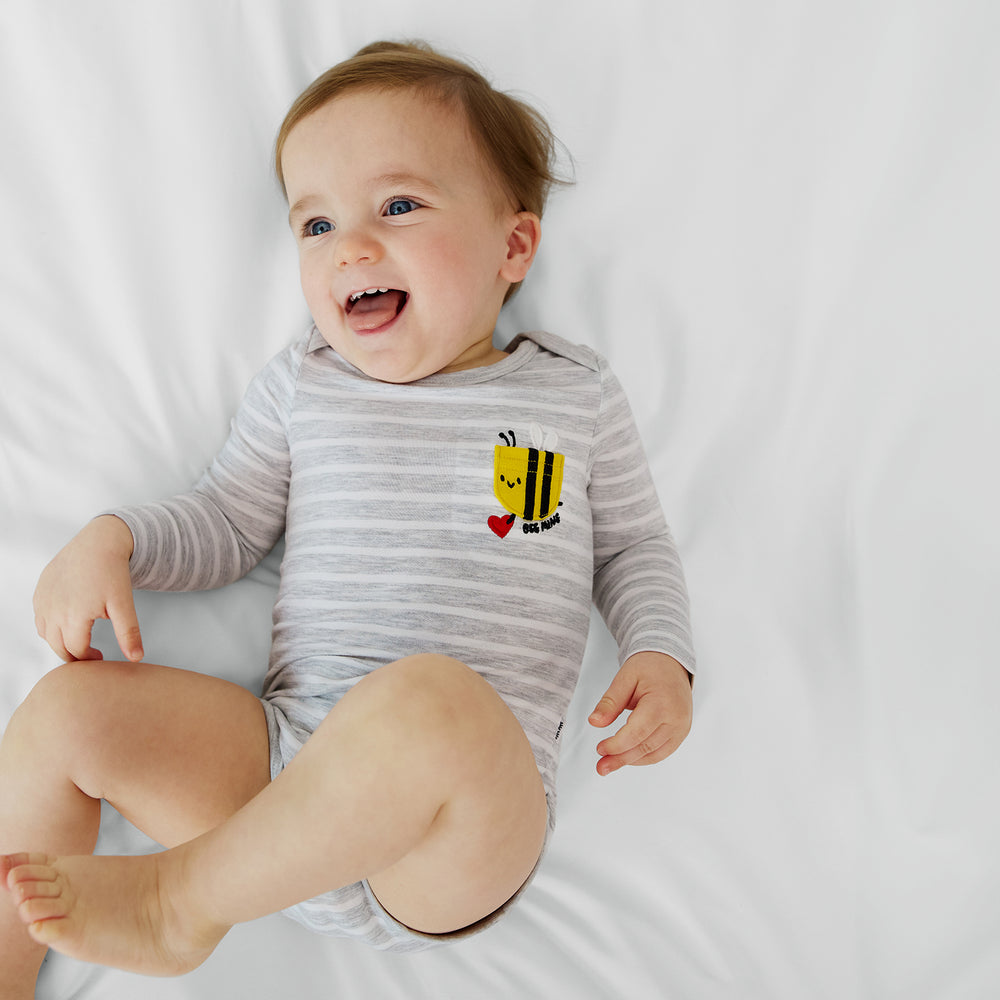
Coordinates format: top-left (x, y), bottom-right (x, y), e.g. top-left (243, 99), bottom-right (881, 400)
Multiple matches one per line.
top-left (110, 327), bottom-right (695, 948)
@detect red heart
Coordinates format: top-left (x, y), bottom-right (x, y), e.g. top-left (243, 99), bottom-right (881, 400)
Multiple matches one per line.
top-left (488, 514), bottom-right (515, 538)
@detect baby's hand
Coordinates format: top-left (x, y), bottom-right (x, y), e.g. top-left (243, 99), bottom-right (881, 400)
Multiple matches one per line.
top-left (588, 651), bottom-right (692, 776)
top-left (33, 515), bottom-right (144, 663)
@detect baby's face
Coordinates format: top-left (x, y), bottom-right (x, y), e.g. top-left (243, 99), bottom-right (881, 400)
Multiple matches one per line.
top-left (282, 88), bottom-right (536, 383)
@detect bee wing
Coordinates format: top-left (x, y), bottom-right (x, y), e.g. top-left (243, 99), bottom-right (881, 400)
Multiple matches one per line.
top-left (543, 429), bottom-right (559, 451)
top-left (529, 422), bottom-right (545, 449)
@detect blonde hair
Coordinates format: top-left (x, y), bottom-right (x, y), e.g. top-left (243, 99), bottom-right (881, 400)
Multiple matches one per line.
top-left (275, 41), bottom-right (569, 300)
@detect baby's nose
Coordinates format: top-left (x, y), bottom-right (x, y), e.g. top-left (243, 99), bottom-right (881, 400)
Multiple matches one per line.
top-left (336, 228), bottom-right (382, 268)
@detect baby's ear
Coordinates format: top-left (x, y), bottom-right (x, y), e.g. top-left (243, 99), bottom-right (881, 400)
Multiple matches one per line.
top-left (501, 212), bottom-right (542, 284)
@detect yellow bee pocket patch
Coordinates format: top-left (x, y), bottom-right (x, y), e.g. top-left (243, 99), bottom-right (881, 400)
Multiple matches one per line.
top-left (493, 426), bottom-right (564, 522)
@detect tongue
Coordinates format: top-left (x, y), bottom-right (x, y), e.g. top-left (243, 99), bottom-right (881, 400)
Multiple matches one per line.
top-left (348, 290), bottom-right (406, 331)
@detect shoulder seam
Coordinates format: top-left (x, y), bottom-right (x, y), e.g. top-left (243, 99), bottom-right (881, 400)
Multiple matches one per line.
top-left (287, 329), bottom-right (313, 432)
top-left (586, 353), bottom-right (610, 480)
top-left (269, 328), bottom-right (312, 438)
top-left (514, 330), bottom-right (602, 372)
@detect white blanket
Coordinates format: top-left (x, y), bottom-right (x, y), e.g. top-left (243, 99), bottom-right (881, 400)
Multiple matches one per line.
top-left (2, 2), bottom-right (997, 997)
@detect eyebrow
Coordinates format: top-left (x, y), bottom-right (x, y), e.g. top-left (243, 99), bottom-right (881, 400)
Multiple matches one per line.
top-left (370, 171), bottom-right (442, 195)
top-left (287, 195), bottom-right (320, 229)
top-left (287, 173), bottom-right (443, 228)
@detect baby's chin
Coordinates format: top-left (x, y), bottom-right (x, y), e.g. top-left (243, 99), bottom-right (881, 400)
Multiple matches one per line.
top-left (318, 321), bottom-right (502, 384)
top-left (346, 348), bottom-right (439, 385)
top-left (313, 332), bottom-right (419, 383)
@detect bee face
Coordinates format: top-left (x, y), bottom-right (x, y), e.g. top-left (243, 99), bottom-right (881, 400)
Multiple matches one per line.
top-left (494, 445), bottom-right (564, 521)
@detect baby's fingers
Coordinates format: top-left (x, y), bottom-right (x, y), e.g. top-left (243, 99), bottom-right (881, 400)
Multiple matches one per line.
top-left (56, 620), bottom-right (103, 662)
top-left (63, 622), bottom-right (104, 660)
top-left (107, 595), bottom-right (143, 663)
top-left (595, 685), bottom-right (692, 776)
top-left (43, 625), bottom-right (73, 663)
top-left (596, 721), bottom-right (675, 776)
top-left (35, 612), bottom-right (71, 661)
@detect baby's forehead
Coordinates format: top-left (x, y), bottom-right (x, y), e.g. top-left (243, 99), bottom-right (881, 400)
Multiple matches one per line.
top-left (297, 86), bottom-right (513, 208)
top-left (347, 86), bottom-right (475, 145)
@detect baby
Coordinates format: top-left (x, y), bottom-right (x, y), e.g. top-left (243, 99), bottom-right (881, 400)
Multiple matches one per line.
top-left (0, 40), bottom-right (695, 993)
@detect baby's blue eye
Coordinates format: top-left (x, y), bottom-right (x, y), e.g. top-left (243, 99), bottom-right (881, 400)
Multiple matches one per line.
top-left (386, 199), bottom-right (418, 216)
top-left (307, 219), bottom-right (333, 236)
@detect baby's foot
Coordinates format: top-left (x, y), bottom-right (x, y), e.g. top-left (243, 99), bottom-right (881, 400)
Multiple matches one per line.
top-left (1, 851), bottom-right (229, 978)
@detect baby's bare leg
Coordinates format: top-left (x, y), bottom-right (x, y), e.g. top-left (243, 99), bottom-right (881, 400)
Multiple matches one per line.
top-left (0, 661), bottom-right (269, 1000)
top-left (3, 655), bottom-right (548, 979)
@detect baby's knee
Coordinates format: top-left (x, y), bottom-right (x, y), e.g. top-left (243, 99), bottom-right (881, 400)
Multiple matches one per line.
top-left (357, 654), bottom-right (517, 751)
top-left (387, 653), bottom-right (477, 687)
top-left (371, 655), bottom-right (492, 714)
top-left (8, 661), bottom-right (122, 753)
top-left (21, 660), bottom-right (97, 713)
top-left (2, 668), bottom-right (65, 763)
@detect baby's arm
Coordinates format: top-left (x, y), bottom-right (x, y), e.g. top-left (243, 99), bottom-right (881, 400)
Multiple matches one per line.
top-left (587, 362), bottom-right (696, 775)
top-left (115, 345), bottom-right (295, 594)
top-left (33, 341), bottom-right (298, 662)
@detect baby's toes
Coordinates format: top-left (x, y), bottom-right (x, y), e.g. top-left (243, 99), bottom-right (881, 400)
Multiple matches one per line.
top-left (3, 852), bottom-right (56, 873)
top-left (7, 862), bottom-right (67, 916)
top-left (3, 853), bottom-right (57, 891)
top-left (13, 872), bottom-right (62, 903)
top-left (8, 860), bottom-right (60, 892)
top-left (10, 879), bottom-right (73, 944)
top-left (20, 890), bottom-right (70, 928)
top-left (2, 852), bottom-right (46, 887)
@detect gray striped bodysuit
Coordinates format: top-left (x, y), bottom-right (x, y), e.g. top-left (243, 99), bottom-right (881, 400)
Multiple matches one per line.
top-left (111, 327), bottom-right (695, 950)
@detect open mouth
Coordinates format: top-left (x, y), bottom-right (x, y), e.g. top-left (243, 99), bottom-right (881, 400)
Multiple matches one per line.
top-left (344, 287), bottom-right (409, 332)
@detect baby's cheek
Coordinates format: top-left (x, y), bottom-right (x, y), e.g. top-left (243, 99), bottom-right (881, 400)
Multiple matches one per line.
top-left (300, 261), bottom-right (328, 297)
top-left (433, 232), bottom-right (502, 287)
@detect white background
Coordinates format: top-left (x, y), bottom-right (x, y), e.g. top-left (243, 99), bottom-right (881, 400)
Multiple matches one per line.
top-left (1, 2), bottom-right (998, 997)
